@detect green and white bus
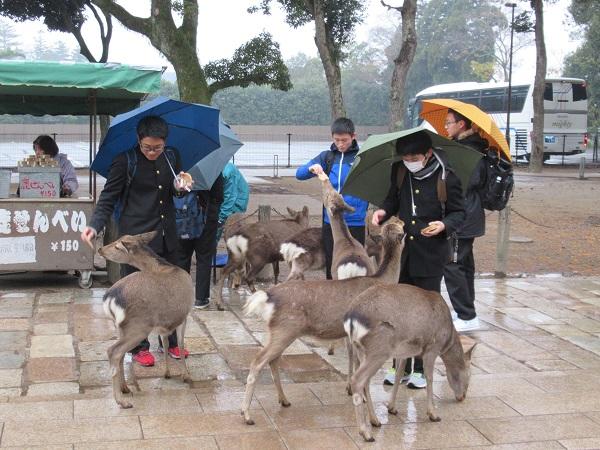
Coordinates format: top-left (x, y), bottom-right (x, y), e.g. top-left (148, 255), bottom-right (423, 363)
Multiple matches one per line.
top-left (408, 78), bottom-right (588, 160)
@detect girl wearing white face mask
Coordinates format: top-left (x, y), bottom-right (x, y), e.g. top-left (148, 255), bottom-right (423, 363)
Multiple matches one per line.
top-left (371, 130), bottom-right (465, 389)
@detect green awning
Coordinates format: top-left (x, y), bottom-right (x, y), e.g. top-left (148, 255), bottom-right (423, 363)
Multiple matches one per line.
top-left (0, 60), bottom-right (162, 116)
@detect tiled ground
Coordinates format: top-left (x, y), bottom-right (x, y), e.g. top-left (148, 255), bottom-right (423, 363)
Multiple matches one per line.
top-left (1, 276), bottom-right (600, 449)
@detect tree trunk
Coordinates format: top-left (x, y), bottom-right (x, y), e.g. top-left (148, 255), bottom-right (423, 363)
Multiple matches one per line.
top-left (529, 0), bottom-right (547, 173)
top-left (389, 0), bottom-right (418, 131)
top-left (169, 47), bottom-right (211, 103)
top-left (312, 0), bottom-right (346, 120)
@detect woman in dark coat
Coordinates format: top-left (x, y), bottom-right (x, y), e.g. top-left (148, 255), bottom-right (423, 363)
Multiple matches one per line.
top-left (372, 130), bottom-right (465, 389)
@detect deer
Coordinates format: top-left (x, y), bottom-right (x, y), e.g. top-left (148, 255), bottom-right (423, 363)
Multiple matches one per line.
top-left (240, 216), bottom-right (405, 426)
top-left (315, 171), bottom-right (374, 280)
top-left (98, 231), bottom-right (193, 409)
top-left (344, 284), bottom-right (476, 442)
top-left (222, 212), bottom-right (253, 288)
top-left (280, 227), bottom-right (325, 281)
top-left (214, 206), bottom-right (310, 310)
top-left (365, 210), bottom-right (384, 266)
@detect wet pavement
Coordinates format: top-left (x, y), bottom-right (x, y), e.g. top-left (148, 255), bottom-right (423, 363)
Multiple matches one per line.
top-left (0, 275), bottom-right (600, 449)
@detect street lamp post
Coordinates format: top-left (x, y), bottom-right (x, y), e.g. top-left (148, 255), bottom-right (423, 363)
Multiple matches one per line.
top-left (496, 2), bottom-right (517, 279)
top-left (505, 2), bottom-right (517, 149)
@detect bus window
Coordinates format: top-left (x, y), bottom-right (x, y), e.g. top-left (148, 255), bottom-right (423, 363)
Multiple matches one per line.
top-left (511, 85), bottom-right (528, 112)
top-left (572, 83), bottom-right (587, 102)
top-left (481, 88), bottom-right (505, 113)
top-left (544, 83), bottom-right (553, 101)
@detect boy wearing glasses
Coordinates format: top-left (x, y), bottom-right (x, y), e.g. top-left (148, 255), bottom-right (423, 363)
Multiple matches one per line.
top-left (443, 109), bottom-right (489, 332)
top-left (81, 115), bottom-right (191, 366)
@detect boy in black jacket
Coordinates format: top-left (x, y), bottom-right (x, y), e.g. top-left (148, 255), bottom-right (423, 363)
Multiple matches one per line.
top-left (372, 130), bottom-right (465, 388)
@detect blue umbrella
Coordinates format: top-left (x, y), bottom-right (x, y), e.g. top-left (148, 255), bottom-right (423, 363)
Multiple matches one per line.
top-left (188, 116), bottom-right (243, 190)
top-left (91, 96), bottom-right (221, 178)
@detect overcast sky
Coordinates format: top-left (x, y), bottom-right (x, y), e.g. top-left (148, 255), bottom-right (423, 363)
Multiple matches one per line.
top-left (9, 0), bottom-right (580, 83)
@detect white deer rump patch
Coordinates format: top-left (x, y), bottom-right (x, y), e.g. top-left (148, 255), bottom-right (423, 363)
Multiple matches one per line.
top-left (227, 235), bottom-right (249, 258)
top-left (103, 296), bottom-right (126, 326)
top-left (280, 242), bottom-right (307, 263)
top-left (337, 262), bottom-right (368, 280)
top-left (344, 317), bottom-right (370, 343)
top-left (243, 290), bottom-right (274, 323)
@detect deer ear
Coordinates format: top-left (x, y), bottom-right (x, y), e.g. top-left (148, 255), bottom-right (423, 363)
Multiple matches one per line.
top-left (286, 207), bottom-right (296, 217)
top-left (302, 206), bottom-right (309, 216)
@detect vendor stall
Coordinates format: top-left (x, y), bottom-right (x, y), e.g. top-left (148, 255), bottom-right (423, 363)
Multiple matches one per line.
top-left (0, 60), bottom-right (162, 287)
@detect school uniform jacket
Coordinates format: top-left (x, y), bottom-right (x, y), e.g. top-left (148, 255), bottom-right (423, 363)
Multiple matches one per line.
top-left (89, 145), bottom-right (182, 255)
top-left (381, 160), bottom-right (465, 278)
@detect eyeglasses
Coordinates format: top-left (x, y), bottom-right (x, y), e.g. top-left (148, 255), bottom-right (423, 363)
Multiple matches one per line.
top-left (444, 121), bottom-right (457, 127)
top-left (140, 144), bottom-right (165, 153)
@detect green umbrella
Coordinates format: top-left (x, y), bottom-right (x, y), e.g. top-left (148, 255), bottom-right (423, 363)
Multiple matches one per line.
top-left (342, 126), bottom-right (483, 207)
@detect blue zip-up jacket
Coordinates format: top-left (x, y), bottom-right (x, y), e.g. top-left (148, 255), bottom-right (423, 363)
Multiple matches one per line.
top-left (296, 141), bottom-right (368, 227)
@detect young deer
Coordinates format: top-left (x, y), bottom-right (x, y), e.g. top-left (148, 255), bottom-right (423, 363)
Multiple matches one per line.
top-left (98, 231), bottom-right (193, 408)
top-left (344, 284), bottom-right (475, 442)
top-left (214, 206), bottom-right (310, 310)
top-left (316, 171), bottom-right (374, 279)
top-left (280, 227), bottom-right (325, 281)
top-left (240, 216), bottom-right (405, 425)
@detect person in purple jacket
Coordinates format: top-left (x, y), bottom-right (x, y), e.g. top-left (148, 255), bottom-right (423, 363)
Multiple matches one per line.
top-left (33, 135), bottom-right (78, 197)
top-left (296, 118), bottom-right (368, 279)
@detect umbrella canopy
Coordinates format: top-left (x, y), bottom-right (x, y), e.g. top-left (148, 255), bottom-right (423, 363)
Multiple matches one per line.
top-left (187, 117), bottom-right (243, 190)
top-left (91, 97), bottom-right (221, 178)
top-left (341, 127), bottom-right (484, 207)
top-left (420, 98), bottom-right (511, 160)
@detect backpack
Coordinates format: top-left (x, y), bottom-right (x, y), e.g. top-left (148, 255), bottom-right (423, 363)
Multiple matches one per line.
top-left (324, 150), bottom-right (336, 175)
top-left (173, 191), bottom-right (206, 240)
top-left (113, 147), bottom-right (177, 222)
top-left (481, 150), bottom-right (514, 211)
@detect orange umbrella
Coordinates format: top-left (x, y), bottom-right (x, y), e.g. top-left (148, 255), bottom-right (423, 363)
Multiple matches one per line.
top-left (419, 98), bottom-right (511, 161)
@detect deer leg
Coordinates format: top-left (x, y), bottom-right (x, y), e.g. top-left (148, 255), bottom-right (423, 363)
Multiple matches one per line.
top-left (327, 340), bottom-right (336, 356)
top-left (363, 376), bottom-right (381, 427)
top-left (268, 356), bottom-right (290, 407)
top-left (272, 260), bottom-right (280, 284)
top-left (160, 334), bottom-right (171, 379)
top-left (176, 322), bottom-right (191, 383)
top-left (423, 352), bottom-right (440, 422)
top-left (242, 330), bottom-right (297, 425)
top-left (216, 260), bottom-right (239, 310)
top-left (108, 329), bottom-right (148, 409)
top-left (346, 337), bottom-right (355, 395)
top-left (386, 358), bottom-right (406, 415)
top-left (118, 354), bottom-right (130, 394)
top-left (350, 349), bottom-right (390, 442)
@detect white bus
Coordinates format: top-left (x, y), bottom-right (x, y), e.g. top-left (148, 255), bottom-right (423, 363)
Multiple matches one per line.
top-left (408, 78), bottom-right (589, 160)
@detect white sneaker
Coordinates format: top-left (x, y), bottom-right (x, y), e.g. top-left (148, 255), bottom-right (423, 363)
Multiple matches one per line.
top-left (450, 310), bottom-right (458, 320)
top-left (406, 372), bottom-right (427, 389)
top-left (383, 368), bottom-right (410, 386)
top-left (453, 316), bottom-right (481, 332)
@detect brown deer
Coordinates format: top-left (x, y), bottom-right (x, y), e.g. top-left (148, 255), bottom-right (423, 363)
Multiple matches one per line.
top-left (98, 231), bottom-right (193, 408)
top-left (214, 206), bottom-right (310, 310)
top-left (240, 216), bottom-right (405, 425)
top-left (280, 227), bottom-right (325, 281)
top-left (344, 284), bottom-right (475, 442)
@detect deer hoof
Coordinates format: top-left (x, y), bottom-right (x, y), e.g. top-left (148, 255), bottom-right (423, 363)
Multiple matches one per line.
top-left (182, 374), bottom-right (192, 383)
top-left (280, 399), bottom-right (291, 407)
top-left (428, 413), bottom-right (441, 422)
top-left (245, 418), bottom-right (255, 426)
top-left (118, 401), bottom-right (133, 409)
top-left (388, 407), bottom-right (398, 415)
top-left (217, 304), bottom-right (224, 311)
top-left (327, 348), bottom-right (335, 355)
top-left (371, 419), bottom-right (382, 427)
top-left (346, 385), bottom-right (353, 396)
top-left (360, 431), bottom-right (374, 442)
top-left (120, 386), bottom-right (131, 394)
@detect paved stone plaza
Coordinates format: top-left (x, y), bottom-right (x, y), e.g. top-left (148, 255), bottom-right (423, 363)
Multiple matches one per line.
top-left (0, 275), bottom-right (600, 449)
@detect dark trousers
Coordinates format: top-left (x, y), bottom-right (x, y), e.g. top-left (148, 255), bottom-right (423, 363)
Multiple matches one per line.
top-left (443, 238), bottom-right (476, 320)
top-left (121, 246), bottom-right (179, 354)
top-left (176, 219), bottom-right (219, 302)
top-left (395, 260), bottom-right (443, 374)
top-left (322, 222), bottom-right (365, 280)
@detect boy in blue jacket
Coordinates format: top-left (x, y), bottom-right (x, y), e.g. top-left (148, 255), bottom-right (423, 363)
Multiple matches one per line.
top-left (296, 118), bottom-right (368, 279)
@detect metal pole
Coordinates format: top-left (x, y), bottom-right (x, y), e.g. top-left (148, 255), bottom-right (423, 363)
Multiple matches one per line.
top-left (273, 154), bottom-right (279, 178)
top-left (497, 2), bottom-right (517, 279)
top-left (287, 133), bottom-right (292, 168)
top-left (562, 134), bottom-right (566, 166)
top-left (505, 3), bottom-right (516, 151)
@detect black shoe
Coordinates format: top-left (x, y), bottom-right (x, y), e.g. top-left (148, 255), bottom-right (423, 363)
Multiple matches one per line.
top-left (194, 298), bottom-right (209, 309)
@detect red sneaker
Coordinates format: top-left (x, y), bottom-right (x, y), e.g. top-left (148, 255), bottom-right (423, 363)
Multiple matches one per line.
top-left (132, 350), bottom-right (155, 366)
top-left (167, 347), bottom-right (189, 359)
